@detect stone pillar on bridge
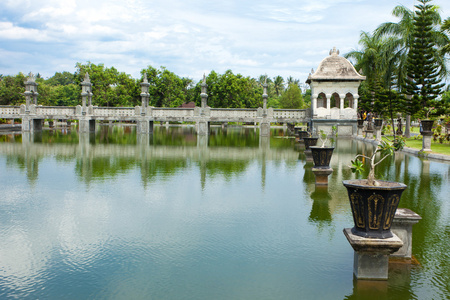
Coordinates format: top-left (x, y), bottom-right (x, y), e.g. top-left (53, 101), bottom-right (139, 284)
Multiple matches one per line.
top-left (140, 73), bottom-right (150, 110)
top-left (22, 73), bottom-right (42, 132)
top-left (24, 72), bottom-right (39, 107)
top-left (260, 77), bottom-right (270, 137)
top-left (81, 73), bottom-right (93, 115)
top-left (137, 73), bottom-right (153, 134)
top-left (197, 74), bottom-right (209, 136)
top-left (79, 73), bottom-right (95, 133)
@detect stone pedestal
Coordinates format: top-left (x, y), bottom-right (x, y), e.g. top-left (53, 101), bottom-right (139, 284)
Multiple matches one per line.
top-left (304, 150), bottom-right (313, 162)
top-left (421, 132), bottom-right (432, 152)
top-left (79, 119), bottom-right (96, 133)
top-left (357, 125), bottom-right (364, 137)
top-left (260, 121), bottom-right (270, 137)
top-left (374, 126), bottom-right (382, 141)
top-left (312, 167), bottom-right (333, 185)
top-left (197, 120), bottom-right (210, 136)
top-left (365, 129), bottom-right (374, 139)
top-left (391, 208), bottom-right (421, 259)
top-left (344, 228), bottom-right (403, 280)
top-left (137, 119), bottom-right (154, 134)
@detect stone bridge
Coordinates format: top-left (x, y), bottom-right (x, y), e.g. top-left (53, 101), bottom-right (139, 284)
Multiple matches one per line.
top-left (0, 73), bottom-right (310, 136)
top-left (0, 48), bottom-right (365, 136)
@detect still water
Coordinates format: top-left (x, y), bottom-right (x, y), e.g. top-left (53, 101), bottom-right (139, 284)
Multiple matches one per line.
top-left (0, 125), bottom-right (448, 299)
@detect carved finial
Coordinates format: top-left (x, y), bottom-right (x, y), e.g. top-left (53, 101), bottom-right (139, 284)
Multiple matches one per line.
top-left (143, 73), bottom-right (148, 83)
top-left (330, 47), bottom-right (339, 56)
top-left (311, 68), bottom-right (314, 74)
top-left (203, 73), bottom-right (206, 83)
top-left (27, 72), bottom-right (36, 82)
top-left (264, 75), bottom-right (267, 84)
top-left (84, 72), bottom-right (90, 82)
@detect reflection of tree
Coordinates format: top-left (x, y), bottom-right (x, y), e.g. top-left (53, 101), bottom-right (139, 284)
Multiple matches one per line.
top-left (308, 187), bottom-right (332, 226)
top-left (209, 127), bottom-right (259, 148)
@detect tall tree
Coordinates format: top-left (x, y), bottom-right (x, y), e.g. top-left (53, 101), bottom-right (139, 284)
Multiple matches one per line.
top-left (441, 17), bottom-right (450, 55)
top-left (403, 0), bottom-right (445, 119)
top-left (279, 83), bottom-right (304, 109)
top-left (273, 76), bottom-right (285, 97)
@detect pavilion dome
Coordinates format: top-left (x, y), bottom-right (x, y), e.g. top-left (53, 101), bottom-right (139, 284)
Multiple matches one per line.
top-left (306, 47), bottom-right (365, 83)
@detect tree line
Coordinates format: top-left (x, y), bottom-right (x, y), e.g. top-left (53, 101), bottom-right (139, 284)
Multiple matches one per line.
top-left (0, 62), bottom-right (310, 110)
top-left (344, 0), bottom-right (450, 133)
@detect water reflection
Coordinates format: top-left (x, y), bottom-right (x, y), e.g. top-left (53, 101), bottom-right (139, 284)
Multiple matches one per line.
top-left (0, 127), bottom-right (448, 299)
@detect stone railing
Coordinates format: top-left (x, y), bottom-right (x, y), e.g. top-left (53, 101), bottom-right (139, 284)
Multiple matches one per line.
top-left (93, 107), bottom-right (136, 118)
top-left (0, 105), bottom-right (21, 117)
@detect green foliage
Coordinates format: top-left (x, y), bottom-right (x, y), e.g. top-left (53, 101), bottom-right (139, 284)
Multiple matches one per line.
top-left (350, 137), bottom-right (405, 185)
top-left (403, 0), bottom-right (446, 118)
top-left (198, 70), bottom-right (263, 108)
top-left (278, 83), bottom-right (304, 109)
top-left (0, 73), bottom-right (26, 105)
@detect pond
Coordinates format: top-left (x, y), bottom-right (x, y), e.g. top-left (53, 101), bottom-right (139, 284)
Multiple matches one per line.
top-left (0, 125), bottom-right (448, 299)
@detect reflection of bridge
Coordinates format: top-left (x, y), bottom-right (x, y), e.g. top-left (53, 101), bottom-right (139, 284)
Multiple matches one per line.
top-left (0, 133), bottom-right (299, 188)
top-left (0, 133), bottom-right (299, 161)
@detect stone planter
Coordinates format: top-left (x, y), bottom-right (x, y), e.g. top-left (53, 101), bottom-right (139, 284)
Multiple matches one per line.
top-left (67, 120), bottom-right (72, 126)
top-left (357, 119), bottom-right (364, 127)
top-left (374, 119), bottom-right (383, 127)
top-left (343, 179), bottom-right (407, 239)
top-left (310, 146), bottom-right (334, 168)
top-left (303, 137), bottom-right (318, 150)
top-left (420, 120), bottom-right (434, 133)
top-left (48, 121), bottom-right (54, 128)
top-left (298, 131), bottom-right (309, 140)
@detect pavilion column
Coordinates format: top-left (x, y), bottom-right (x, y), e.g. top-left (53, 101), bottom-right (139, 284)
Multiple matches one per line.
top-left (311, 94), bottom-right (318, 117)
top-left (326, 94), bottom-right (331, 110)
top-left (354, 94), bottom-right (359, 113)
top-left (340, 95), bottom-right (345, 118)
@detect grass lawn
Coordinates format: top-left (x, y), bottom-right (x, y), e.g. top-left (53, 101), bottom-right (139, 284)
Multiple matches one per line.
top-left (382, 135), bottom-right (450, 156)
top-left (404, 137), bottom-right (450, 156)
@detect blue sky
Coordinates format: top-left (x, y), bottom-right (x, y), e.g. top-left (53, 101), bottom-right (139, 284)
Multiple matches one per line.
top-left (0, 0), bottom-right (448, 83)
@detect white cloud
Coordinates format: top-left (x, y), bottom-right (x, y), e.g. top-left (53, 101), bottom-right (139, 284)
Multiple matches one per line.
top-left (0, 0), bottom-right (448, 80)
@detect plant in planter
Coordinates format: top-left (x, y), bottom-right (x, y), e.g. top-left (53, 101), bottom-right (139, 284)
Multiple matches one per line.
top-left (310, 130), bottom-right (335, 169)
top-left (343, 137), bottom-right (407, 238)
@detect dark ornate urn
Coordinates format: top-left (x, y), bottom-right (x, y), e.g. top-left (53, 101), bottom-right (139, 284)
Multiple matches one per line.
top-left (298, 131), bottom-right (309, 140)
top-left (374, 119), bottom-right (383, 127)
top-left (310, 146), bottom-right (334, 168)
top-left (420, 120), bottom-right (434, 133)
top-left (303, 137), bottom-right (318, 150)
top-left (357, 119), bottom-right (364, 127)
top-left (343, 179), bottom-right (407, 239)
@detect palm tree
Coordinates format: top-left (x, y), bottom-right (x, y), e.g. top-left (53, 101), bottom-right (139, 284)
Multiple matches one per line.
top-left (273, 76), bottom-right (284, 97)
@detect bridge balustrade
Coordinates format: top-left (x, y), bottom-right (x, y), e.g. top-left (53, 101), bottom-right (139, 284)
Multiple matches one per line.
top-left (152, 108), bottom-right (195, 118)
top-left (36, 106), bottom-right (77, 117)
top-left (0, 106), bottom-right (21, 117)
top-left (94, 107), bottom-right (135, 118)
top-left (210, 108), bottom-right (258, 119)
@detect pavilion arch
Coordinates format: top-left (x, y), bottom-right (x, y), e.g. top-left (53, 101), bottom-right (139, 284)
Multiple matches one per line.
top-left (344, 93), bottom-right (355, 108)
top-left (317, 92), bottom-right (327, 108)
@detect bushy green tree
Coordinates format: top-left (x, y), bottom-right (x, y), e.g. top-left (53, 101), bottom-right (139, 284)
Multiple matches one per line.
top-left (279, 83), bottom-right (304, 109)
top-left (0, 73), bottom-right (26, 105)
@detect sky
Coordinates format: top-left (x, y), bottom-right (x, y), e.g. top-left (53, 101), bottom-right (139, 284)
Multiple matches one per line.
top-left (0, 0), bottom-right (449, 84)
